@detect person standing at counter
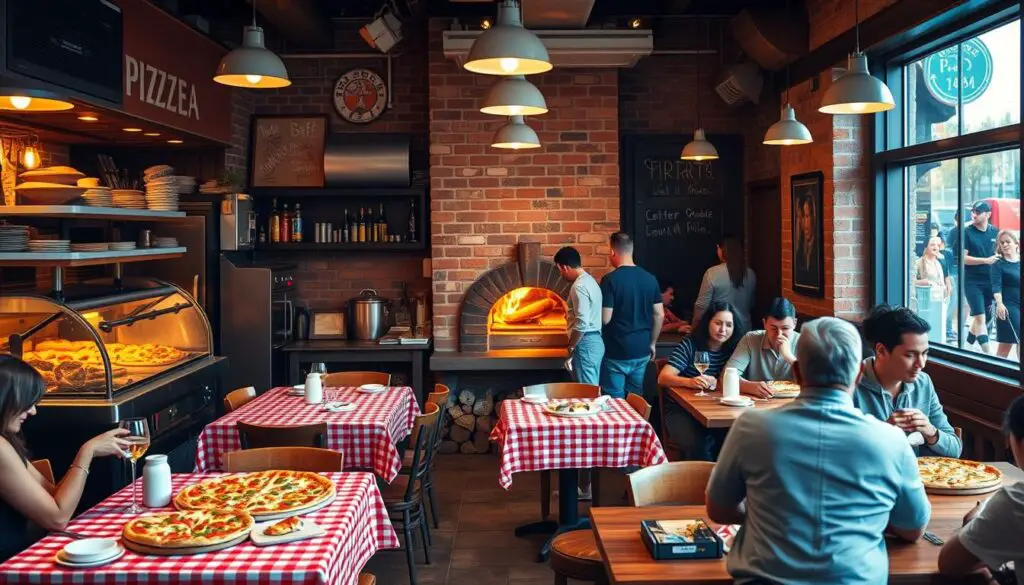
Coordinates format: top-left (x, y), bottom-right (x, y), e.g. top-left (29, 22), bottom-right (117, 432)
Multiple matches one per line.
top-left (724, 297), bottom-right (799, 399)
top-left (658, 279), bottom-right (690, 334)
top-left (554, 246), bottom-right (605, 385)
top-left (0, 357), bottom-right (130, 562)
top-left (991, 230), bottom-right (1021, 359)
top-left (600, 232), bottom-right (664, 398)
top-left (692, 237), bottom-right (756, 331)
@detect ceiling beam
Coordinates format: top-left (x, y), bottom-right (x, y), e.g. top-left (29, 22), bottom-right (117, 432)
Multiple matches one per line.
top-left (248, 0), bottom-right (332, 49)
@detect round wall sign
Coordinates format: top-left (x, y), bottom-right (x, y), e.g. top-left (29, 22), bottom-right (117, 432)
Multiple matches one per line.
top-left (333, 68), bottom-right (387, 124)
top-left (924, 38), bottom-right (993, 106)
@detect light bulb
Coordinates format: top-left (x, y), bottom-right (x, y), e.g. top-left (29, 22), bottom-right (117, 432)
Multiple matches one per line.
top-left (848, 102), bottom-right (868, 113)
top-left (22, 147), bottom-right (40, 170)
top-left (481, 18), bottom-right (492, 30)
top-left (245, 74), bottom-right (263, 85)
top-left (10, 96), bottom-right (31, 110)
top-left (506, 105), bottom-right (523, 115)
top-left (630, 18), bottom-right (642, 29)
top-left (499, 58), bottom-right (520, 73)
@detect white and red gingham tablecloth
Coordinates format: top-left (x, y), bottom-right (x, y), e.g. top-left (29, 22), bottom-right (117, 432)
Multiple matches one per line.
top-left (489, 398), bottom-right (668, 489)
top-left (196, 386), bottom-right (420, 482)
top-left (0, 472), bottom-right (397, 585)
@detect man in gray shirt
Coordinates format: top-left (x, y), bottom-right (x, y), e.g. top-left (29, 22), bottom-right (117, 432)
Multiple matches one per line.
top-left (724, 297), bottom-right (800, 398)
top-left (555, 246), bottom-right (604, 385)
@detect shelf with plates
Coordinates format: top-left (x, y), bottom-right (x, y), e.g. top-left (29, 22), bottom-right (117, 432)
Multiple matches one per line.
top-left (0, 247), bottom-right (187, 268)
top-left (0, 205), bottom-right (185, 221)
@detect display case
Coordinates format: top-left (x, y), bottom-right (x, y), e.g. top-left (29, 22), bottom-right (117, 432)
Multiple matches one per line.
top-left (0, 278), bottom-right (212, 399)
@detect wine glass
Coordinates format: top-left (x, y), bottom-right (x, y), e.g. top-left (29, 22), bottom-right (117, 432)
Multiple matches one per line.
top-left (693, 351), bottom-right (711, 397)
top-left (119, 417), bottom-right (151, 514)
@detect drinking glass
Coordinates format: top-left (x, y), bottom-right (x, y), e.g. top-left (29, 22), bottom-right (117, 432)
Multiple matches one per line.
top-left (310, 362), bottom-right (327, 381)
top-left (693, 351), bottom-right (711, 397)
top-left (119, 417), bottom-right (151, 514)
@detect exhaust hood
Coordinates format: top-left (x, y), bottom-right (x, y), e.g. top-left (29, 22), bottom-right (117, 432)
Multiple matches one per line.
top-left (443, 29), bottom-right (653, 69)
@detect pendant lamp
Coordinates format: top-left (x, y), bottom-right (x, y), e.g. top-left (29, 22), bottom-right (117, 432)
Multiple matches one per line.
top-left (818, 0), bottom-right (893, 114)
top-left (465, 1), bottom-right (552, 76)
top-left (491, 116), bottom-right (541, 149)
top-left (480, 75), bottom-right (548, 116)
top-left (214, 0), bottom-right (290, 89)
top-left (0, 87), bottom-right (73, 112)
top-left (681, 10), bottom-right (718, 161)
top-left (764, 62), bottom-right (812, 145)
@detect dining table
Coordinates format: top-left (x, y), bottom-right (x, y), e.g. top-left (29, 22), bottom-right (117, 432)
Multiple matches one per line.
top-left (667, 387), bottom-right (794, 429)
top-left (590, 461), bottom-right (1024, 585)
top-left (0, 472), bottom-right (398, 585)
top-left (195, 385), bottom-right (420, 482)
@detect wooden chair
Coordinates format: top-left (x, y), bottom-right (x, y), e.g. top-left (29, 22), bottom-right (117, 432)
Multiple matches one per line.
top-left (31, 459), bottom-right (54, 485)
top-left (322, 371), bottom-right (390, 387)
top-left (627, 461), bottom-right (715, 507)
top-left (358, 574), bottom-right (376, 585)
top-left (424, 384), bottom-right (450, 530)
top-left (237, 422), bottom-right (327, 450)
top-left (550, 530), bottom-right (608, 585)
top-left (652, 358), bottom-right (684, 460)
top-left (223, 386), bottom-right (256, 413)
top-left (382, 406), bottom-right (438, 585)
top-left (223, 447), bottom-right (343, 472)
top-left (626, 393), bottom-right (652, 421)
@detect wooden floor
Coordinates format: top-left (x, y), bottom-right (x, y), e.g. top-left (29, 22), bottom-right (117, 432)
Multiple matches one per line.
top-left (364, 454), bottom-right (628, 585)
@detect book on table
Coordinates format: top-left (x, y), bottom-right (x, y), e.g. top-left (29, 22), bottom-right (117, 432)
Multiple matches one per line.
top-left (640, 519), bottom-right (724, 560)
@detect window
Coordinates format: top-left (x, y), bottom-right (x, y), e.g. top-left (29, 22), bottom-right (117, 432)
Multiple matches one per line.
top-left (877, 14), bottom-right (1022, 374)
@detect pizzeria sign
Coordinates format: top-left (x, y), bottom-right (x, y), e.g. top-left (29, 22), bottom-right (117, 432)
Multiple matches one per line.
top-left (924, 38), bottom-right (994, 107)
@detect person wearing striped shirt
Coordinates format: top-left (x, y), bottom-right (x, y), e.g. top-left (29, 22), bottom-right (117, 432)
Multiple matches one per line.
top-left (658, 302), bottom-right (745, 461)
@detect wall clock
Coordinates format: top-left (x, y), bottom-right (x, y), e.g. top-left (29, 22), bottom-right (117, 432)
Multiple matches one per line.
top-left (332, 68), bottom-right (387, 124)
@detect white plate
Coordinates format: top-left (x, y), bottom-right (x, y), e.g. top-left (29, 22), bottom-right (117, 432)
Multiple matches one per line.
top-left (62, 538), bottom-right (120, 563)
top-left (357, 383), bottom-right (386, 393)
top-left (720, 397), bottom-right (754, 408)
top-left (54, 546), bottom-right (125, 568)
top-left (521, 396), bottom-right (547, 405)
top-left (544, 401), bottom-right (603, 417)
top-left (250, 518), bottom-right (327, 547)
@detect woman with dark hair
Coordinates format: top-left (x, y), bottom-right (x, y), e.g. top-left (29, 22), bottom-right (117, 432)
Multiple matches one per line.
top-left (658, 302), bottom-right (746, 460)
top-left (693, 237), bottom-right (756, 331)
top-left (0, 358), bottom-right (129, 562)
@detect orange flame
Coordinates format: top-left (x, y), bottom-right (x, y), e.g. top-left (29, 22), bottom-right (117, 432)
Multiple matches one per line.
top-left (495, 288), bottom-right (531, 324)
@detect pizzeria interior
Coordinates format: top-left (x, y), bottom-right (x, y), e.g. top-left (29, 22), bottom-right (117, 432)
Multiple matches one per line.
top-left (0, 0), bottom-right (1022, 583)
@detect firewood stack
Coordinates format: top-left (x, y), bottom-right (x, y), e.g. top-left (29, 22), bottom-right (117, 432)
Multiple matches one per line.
top-left (439, 388), bottom-right (514, 454)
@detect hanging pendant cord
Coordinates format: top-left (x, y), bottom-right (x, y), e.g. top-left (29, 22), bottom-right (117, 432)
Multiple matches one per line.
top-left (252, 0), bottom-right (257, 27)
top-left (854, 0), bottom-right (860, 53)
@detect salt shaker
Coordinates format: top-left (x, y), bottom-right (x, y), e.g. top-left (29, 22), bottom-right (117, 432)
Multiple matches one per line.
top-left (142, 454), bottom-right (171, 508)
top-left (304, 372), bottom-right (323, 405)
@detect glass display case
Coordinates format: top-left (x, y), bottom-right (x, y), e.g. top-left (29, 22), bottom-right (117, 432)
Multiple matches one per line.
top-left (0, 278), bottom-right (212, 398)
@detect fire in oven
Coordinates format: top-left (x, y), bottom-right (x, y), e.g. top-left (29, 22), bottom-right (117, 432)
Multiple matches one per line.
top-left (487, 287), bottom-right (569, 350)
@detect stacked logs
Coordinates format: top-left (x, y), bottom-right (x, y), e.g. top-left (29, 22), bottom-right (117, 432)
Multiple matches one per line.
top-left (439, 389), bottom-right (512, 455)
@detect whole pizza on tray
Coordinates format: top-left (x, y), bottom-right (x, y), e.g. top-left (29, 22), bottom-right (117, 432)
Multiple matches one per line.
top-left (122, 509), bottom-right (253, 548)
top-left (174, 470), bottom-right (336, 518)
top-left (917, 456), bottom-right (1003, 491)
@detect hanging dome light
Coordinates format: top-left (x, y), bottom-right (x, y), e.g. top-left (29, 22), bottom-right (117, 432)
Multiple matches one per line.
top-left (214, 1), bottom-right (290, 89)
top-left (681, 128), bottom-right (719, 161)
top-left (465, 1), bottom-right (552, 76)
top-left (492, 116), bottom-right (541, 149)
top-left (0, 87), bottom-right (74, 112)
top-left (818, 0), bottom-right (893, 114)
top-left (480, 75), bottom-right (548, 116)
top-left (764, 103), bottom-right (813, 145)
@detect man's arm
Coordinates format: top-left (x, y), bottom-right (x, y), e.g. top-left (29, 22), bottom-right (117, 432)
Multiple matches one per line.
top-left (922, 378), bottom-right (963, 458)
top-left (705, 417), bottom-right (750, 526)
top-left (887, 441), bottom-right (931, 542)
top-left (941, 490), bottom-right (1020, 578)
top-left (649, 302), bottom-right (664, 355)
top-left (938, 535), bottom-right (985, 577)
top-left (567, 284), bottom-right (588, 353)
top-left (600, 277), bottom-right (614, 325)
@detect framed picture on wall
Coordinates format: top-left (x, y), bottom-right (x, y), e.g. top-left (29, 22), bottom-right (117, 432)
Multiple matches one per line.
top-left (249, 115), bottom-right (327, 188)
top-left (790, 171), bottom-right (825, 298)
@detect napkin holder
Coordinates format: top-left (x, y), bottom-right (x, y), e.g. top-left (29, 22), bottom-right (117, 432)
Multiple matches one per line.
top-left (640, 519), bottom-right (724, 560)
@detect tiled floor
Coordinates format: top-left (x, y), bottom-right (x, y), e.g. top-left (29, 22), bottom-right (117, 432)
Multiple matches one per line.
top-left (363, 454), bottom-right (629, 585)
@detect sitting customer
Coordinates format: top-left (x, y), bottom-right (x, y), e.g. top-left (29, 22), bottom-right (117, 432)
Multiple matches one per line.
top-left (0, 357), bottom-right (129, 562)
top-left (724, 297), bottom-right (800, 398)
top-left (938, 394), bottom-right (1024, 583)
top-left (855, 304), bottom-right (962, 458)
top-left (658, 302), bottom-right (745, 460)
top-left (707, 317), bottom-right (931, 585)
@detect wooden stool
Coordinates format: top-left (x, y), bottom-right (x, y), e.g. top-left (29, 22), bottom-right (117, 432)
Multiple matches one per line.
top-left (549, 530), bottom-right (607, 585)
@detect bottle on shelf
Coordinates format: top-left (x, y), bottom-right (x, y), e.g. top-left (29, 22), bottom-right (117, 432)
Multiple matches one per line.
top-left (367, 206), bottom-right (376, 242)
top-left (258, 223), bottom-right (267, 244)
top-left (281, 203), bottom-right (291, 243)
top-left (348, 208), bottom-right (357, 243)
top-left (379, 203), bottom-right (387, 242)
top-left (293, 204), bottom-right (303, 242)
top-left (342, 209), bottom-right (350, 243)
top-left (357, 207), bottom-right (366, 242)
top-left (270, 198), bottom-right (280, 243)
top-left (408, 199), bottom-right (417, 242)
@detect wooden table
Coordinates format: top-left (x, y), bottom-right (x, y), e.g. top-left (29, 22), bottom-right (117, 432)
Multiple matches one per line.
top-left (590, 462), bottom-right (1023, 585)
top-left (668, 387), bottom-right (793, 429)
top-left (284, 339), bottom-right (431, 404)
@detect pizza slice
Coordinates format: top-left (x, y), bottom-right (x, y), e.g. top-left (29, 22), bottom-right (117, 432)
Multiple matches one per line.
top-left (263, 516), bottom-right (303, 537)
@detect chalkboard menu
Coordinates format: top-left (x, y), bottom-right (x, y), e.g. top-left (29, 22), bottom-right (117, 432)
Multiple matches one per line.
top-left (622, 134), bottom-right (745, 318)
top-left (250, 115), bottom-right (327, 188)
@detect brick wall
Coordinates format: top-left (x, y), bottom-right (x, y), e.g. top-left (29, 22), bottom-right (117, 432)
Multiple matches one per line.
top-left (290, 251), bottom-right (428, 311)
top-left (428, 19), bottom-right (619, 351)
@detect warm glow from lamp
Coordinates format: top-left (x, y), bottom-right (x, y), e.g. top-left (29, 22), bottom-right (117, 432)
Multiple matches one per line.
top-left (481, 18), bottom-right (492, 29)
top-left (0, 89), bottom-right (74, 112)
top-left (245, 74), bottom-right (263, 85)
top-left (629, 18), bottom-right (642, 29)
top-left (499, 58), bottom-right (520, 73)
top-left (167, 139), bottom-right (184, 144)
top-left (10, 96), bottom-right (31, 110)
top-left (21, 147), bottom-right (39, 170)
top-left (123, 127), bottom-right (142, 133)
top-left (78, 115), bottom-right (99, 122)
top-left (144, 132), bottom-right (160, 137)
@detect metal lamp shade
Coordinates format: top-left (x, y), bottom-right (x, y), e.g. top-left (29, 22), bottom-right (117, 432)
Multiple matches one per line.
top-left (763, 103), bottom-right (813, 145)
top-left (481, 76), bottom-right (548, 116)
top-left (464, 2), bottom-right (552, 76)
top-left (819, 53), bottom-right (894, 115)
top-left (214, 26), bottom-right (291, 89)
top-left (0, 87), bottom-right (74, 111)
top-left (680, 128), bottom-right (719, 161)
top-left (492, 116), bottom-right (541, 149)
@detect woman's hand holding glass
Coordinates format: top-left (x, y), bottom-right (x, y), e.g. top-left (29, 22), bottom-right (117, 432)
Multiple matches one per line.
top-left (84, 428), bottom-right (131, 459)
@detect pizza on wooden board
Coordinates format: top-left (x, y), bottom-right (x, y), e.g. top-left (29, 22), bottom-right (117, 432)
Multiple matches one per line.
top-left (122, 509), bottom-right (253, 548)
top-left (917, 457), bottom-right (1003, 490)
top-left (174, 471), bottom-right (336, 518)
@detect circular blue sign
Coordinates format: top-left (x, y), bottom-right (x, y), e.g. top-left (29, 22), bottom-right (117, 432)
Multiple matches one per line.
top-left (924, 38), bottom-right (993, 106)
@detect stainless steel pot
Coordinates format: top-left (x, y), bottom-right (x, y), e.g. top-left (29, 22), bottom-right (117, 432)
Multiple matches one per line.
top-left (348, 288), bottom-right (389, 340)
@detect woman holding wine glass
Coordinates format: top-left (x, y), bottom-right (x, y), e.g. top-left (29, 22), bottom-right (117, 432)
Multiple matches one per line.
top-left (0, 357), bottom-right (131, 562)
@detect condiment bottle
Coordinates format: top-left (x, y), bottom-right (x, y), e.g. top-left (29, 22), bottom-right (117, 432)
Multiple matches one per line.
top-left (143, 454), bottom-right (172, 508)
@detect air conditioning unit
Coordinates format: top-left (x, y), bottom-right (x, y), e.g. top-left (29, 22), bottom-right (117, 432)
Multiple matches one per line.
top-left (715, 62), bottom-right (763, 106)
top-left (443, 29), bottom-right (653, 68)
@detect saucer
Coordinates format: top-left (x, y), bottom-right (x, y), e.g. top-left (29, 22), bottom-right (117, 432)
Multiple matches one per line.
top-left (357, 383), bottom-right (386, 393)
top-left (720, 396), bottom-right (754, 408)
top-left (54, 546), bottom-right (125, 568)
top-left (521, 396), bottom-right (547, 405)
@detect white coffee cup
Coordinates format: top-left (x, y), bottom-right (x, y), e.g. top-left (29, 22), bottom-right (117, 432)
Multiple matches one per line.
top-left (304, 373), bottom-right (323, 405)
top-left (721, 367), bottom-right (740, 399)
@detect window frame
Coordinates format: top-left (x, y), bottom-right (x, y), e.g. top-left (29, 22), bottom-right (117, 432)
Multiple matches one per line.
top-left (871, 4), bottom-right (1023, 381)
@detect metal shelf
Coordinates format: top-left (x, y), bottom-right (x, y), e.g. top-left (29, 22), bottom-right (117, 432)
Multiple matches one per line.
top-left (255, 242), bottom-right (425, 252)
top-left (0, 247), bottom-right (187, 267)
top-left (0, 205), bottom-right (186, 221)
top-left (248, 187), bottom-right (425, 198)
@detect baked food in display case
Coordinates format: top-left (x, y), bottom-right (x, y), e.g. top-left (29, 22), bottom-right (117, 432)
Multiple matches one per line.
top-left (0, 278), bottom-right (212, 398)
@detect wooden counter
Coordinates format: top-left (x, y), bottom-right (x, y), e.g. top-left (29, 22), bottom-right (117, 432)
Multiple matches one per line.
top-left (283, 339), bottom-right (431, 402)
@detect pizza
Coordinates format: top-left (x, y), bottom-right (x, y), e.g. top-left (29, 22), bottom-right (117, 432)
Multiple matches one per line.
top-left (263, 516), bottom-right (303, 536)
top-left (917, 457), bottom-right (1003, 491)
top-left (174, 471), bottom-right (336, 519)
top-left (106, 343), bottom-right (188, 367)
top-left (768, 380), bottom-right (801, 398)
top-left (122, 509), bottom-right (253, 548)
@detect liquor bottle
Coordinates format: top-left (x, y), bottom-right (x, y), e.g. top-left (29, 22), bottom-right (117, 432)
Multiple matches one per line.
top-left (270, 198), bottom-right (280, 243)
top-left (258, 224), bottom-right (266, 244)
top-left (348, 208), bottom-right (357, 242)
top-left (379, 203), bottom-right (387, 242)
top-left (408, 199), bottom-right (417, 242)
top-left (342, 209), bottom-right (350, 243)
top-left (357, 207), bottom-right (366, 242)
top-left (367, 207), bottom-right (376, 242)
top-left (281, 203), bottom-right (291, 243)
top-left (293, 204), bottom-right (303, 242)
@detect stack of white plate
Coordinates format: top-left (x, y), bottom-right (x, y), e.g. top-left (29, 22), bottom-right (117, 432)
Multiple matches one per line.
top-left (109, 242), bottom-right (137, 252)
top-left (152, 236), bottom-right (178, 249)
top-left (112, 189), bottom-right (146, 209)
top-left (172, 175), bottom-right (197, 194)
top-left (81, 187), bottom-right (113, 207)
top-left (144, 177), bottom-right (179, 211)
top-left (143, 165), bottom-right (174, 182)
top-left (0, 225), bottom-right (29, 252)
top-left (27, 240), bottom-right (71, 253)
top-left (70, 243), bottom-right (110, 252)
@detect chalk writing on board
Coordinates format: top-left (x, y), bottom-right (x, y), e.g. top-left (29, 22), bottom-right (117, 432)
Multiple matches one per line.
top-left (251, 116), bottom-right (326, 188)
top-left (642, 158), bottom-right (715, 198)
top-left (685, 207), bottom-right (715, 235)
top-left (645, 209), bottom-right (683, 238)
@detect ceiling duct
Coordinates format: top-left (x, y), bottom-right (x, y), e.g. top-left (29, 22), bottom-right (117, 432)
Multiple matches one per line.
top-left (521, 0), bottom-right (595, 28)
top-left (730, 7), bottom-right (808, 71)
top-left (715, 62), bottom-right (763, 106)
top-left (444, 29), bottom-right (652, 68)
top-left (248, 0), bottom-right (332, 49)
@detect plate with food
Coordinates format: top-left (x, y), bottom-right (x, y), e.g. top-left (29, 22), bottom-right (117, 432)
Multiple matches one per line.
top-left (174, 470), bottom-right (337, 521)
top-left (250, 515), bottom-right (327, 547)
top-left (917, 456), bottom-right (1004, 495)
top-left (122, 509), bottom-right (253, 555)
top-left (768, 380), bottom-right (801, 398)
top-left (544, 400), bottom-right (603, 418)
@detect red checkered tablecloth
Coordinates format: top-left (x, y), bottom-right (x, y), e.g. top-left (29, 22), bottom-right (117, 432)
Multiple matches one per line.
top-left (0, 472), bottom-right (398, 585)
top-left (196, 386), bottom-right (420, 482)
top-left (490, 398), bottom-right (667, 489)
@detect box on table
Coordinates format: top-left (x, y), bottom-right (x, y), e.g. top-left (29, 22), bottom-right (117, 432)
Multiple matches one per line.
top-left (640, 519), bottom-right (724, 560)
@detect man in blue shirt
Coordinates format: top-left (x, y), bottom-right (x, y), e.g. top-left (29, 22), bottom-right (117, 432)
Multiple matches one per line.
top-left (707, 317), bottom-right (931, 585)
top-left (599, 232), bottom-right (663, 398)
top-left (855, 304), bottom-right (962, 458)
top-left (961, 201), bottom-right (1000, 353)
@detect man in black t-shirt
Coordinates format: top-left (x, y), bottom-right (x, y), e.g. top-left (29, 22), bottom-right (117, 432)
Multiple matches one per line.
top-left (962, 201), bottom-right (1000, 353)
